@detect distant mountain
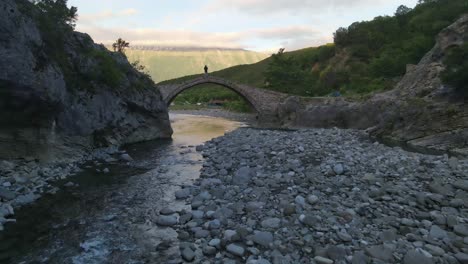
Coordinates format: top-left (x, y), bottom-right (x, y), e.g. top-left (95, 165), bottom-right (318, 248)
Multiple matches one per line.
top-left (130, 46), bottom-right (246, 51)
top-left (124, 46), bottom-right (269, 83)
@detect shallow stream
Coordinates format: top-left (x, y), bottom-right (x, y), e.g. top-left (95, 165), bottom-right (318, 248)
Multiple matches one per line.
top-left (0, 114), bottom-right (244, 264)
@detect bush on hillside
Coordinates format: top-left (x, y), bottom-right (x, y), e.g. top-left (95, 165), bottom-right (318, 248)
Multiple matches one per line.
top-left (441, 43), bottom-right (468, 97)
top-left (34, 0), bottom-right (77, 30)
top-left (16, 0), bottom-right (79, 85)
top-left (224, 100), bottom-right (252, 113)
top-left (18, 1), bottom-right (141, 91)
top-left (264, 45), bottom-right (336, 96)
top-left (88, 50), bottom-right (124, 88)
top-left (32, 0), bottom-right (77, 51)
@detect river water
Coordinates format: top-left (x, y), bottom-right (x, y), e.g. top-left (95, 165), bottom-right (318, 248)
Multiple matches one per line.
top-left (0, 114), bottom-right (244, 264)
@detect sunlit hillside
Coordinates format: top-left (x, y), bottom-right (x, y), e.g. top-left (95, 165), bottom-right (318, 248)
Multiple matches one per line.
top-left (124, 47), bottom-right (269, 83)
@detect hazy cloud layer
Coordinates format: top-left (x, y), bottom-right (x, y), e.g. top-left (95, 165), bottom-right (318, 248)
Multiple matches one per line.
top-left (78, 8), bottom-right (138, 24)
top-left (71, 0), bottom-right (416, 51)
top-left (80, 26), bottom-right (243, 48)
top-left (206, 0), bottom-right (391, 15)
top-left (253, 26), bottom-right (319, 39)
top-left (78, 24), bottom-right (327, 50)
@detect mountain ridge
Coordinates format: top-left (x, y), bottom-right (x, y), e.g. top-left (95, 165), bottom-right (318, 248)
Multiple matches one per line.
top-left (128, 45), bottom-right (261, 52)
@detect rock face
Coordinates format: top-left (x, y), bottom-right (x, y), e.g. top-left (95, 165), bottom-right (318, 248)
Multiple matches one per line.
top-left (0, 0), bottom-right (172, 162)
top-left (278, 15), bottom-right (468, 156)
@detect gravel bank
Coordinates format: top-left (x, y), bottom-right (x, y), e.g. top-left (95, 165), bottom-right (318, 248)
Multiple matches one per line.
top-left (170, 127), bottom-right (468, 263)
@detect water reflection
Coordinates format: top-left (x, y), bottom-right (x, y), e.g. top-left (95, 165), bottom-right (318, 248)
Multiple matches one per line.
top-left (170, 114), bottom-right (244, 146)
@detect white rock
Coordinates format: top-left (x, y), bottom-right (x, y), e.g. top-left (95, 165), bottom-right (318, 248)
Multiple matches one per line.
top-left (119, 153), bottom-right (133, 162)
top-left (307, 195), bottom-right (319, 205)
top-left (333, 164), bottom-right (344, 175)
top-left (226, 244), bottom-right (245, 256)
top-left (314, 256), bottom-right (333, 264)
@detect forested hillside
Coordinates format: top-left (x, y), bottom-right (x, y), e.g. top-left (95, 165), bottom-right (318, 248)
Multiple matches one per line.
top-left (164, 0), bottom-right (468, 111)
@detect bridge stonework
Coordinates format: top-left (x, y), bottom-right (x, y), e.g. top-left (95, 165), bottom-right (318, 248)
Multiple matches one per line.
top-left (158, 76), bottom-right (289, 125)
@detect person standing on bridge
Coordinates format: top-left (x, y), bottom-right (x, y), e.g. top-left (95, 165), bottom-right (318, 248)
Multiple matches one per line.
top-left (204, 65), bottom-right (208, 76)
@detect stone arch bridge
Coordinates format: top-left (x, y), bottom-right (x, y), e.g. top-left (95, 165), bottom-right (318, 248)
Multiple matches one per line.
top-left (158, 76), bottom-right (290, 124)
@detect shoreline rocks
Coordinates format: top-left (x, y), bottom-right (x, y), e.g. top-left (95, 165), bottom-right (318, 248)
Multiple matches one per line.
top-left (172, 127), bottom-right (468, 263)
top-left (0, 147), bottom-right (135, 231)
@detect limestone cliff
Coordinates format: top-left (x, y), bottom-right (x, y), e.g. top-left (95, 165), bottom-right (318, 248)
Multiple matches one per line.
top-left (0, 0), bottom-right (172, 162)
top-left (279, 14), bottom-right (468, 156)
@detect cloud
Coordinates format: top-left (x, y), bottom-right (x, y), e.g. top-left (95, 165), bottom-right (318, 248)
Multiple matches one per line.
top-left (252, 26), bottom-right (319, 40)
top-left (76, 24), bottom-right (328, 51)
top-left (246, 26), bottom-right (330, 51)
top-left (77, 25), bottom-right (245, 48)
top-left (206, 0), bottom-right (392, 15)
top-left (74, 1), bottom-right (372, 51)
top-left (120, 8), bottom-right (138, 16)
top-left (280, 35), bottom-right (333, 51)
top-left (78, 8), bottom-right (138, 24)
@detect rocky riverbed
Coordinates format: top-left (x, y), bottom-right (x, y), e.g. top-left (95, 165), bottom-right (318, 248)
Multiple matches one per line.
top-left (168, 128), bottom-right (468, 264)
top-left (0, 114), bottom-right (245, 263)
top-left (0, 146), bottom-right (135, 232)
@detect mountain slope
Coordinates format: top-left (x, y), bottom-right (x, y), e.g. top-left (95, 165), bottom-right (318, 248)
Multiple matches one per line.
top-left (125, 48), bottom-right (268, 83)
top-left (159, 47), bottom-right (319, 87)
top-left (277, 14), bottom-right (468, 155)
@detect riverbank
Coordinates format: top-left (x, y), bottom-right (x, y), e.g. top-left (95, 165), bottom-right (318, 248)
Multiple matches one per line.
top-left (170, 109), bottom-right (256, 124)
top-left (0, 113), bottom-right (241, 237)
top-left (0, 146), bottom-right (138, 231)
top-left (171, 127), bottom-right (468, 263)
top-left (0, 114), bottom-right (244, 263)
top-left (0, 113), bottom-right (244, 233)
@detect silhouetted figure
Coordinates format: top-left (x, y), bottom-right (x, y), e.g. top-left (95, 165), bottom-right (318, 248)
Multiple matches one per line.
top-left (204, 65), bottom-right (208, 75)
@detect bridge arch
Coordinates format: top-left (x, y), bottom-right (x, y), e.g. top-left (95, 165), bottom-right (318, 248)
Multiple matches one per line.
top-left (158, 76), bottom-right (289, 125)
top-left (159, 76), bottom-right (260, 112)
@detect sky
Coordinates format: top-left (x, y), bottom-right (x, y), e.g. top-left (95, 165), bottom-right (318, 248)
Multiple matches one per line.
top-left (68, 0), bottom-right (419, 52)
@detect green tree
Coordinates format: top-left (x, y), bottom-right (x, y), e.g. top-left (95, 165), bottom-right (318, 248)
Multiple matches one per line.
top-left (333, 27), bottom-right (349, 47)
top-left (395, 5), bottom-right (412, 16)
top-left (112, 38), bottom-right (130, 53)
top-left (417, 0), bottom-right (439, 4)
top-left (29, 0), bottom-right (79, 73)
top-left (34, 0), bottom-right (77, 30)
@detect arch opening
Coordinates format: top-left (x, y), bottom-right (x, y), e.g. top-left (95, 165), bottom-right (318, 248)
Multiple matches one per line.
top-left (166, 81), bottom-right (259, 114)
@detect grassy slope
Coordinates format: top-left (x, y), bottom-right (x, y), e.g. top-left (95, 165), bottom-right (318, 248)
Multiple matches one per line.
top-left (159, 47), bottom-right (317, 86)
top-left (125, 49), bottom-right (268, 83)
